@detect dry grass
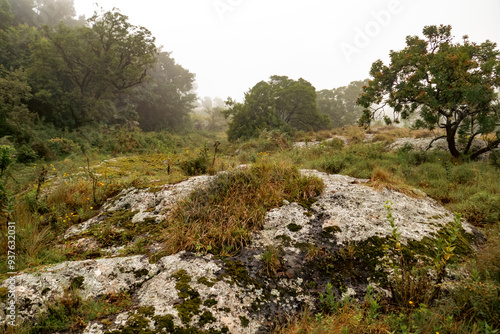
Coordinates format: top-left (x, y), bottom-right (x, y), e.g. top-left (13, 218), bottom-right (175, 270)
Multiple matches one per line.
top-left (274, 306), bottom-right (389, 334)
top-left (368, 168), bottom-right (424, 198)
top-left (412, 128), bottom-right (441, 139)
top-left (160, 161), bottom-right (324, 256)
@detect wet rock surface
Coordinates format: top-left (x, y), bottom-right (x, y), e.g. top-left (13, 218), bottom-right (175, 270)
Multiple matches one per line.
top-left (0, 169), bottom-right (482, 333)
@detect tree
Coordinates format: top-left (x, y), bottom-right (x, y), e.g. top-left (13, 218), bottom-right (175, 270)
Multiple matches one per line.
top-left (199, 96), bottom-right (227, 131)
top-left (8, 0), bottom-right (37, 26)
top-left (34, 0), bottom-right (81, 26)
top-left (317, 80), bottom-right (367, 127)
top-left (0, 0), bottom-right (13, 30)
top-left (1, 0), bottom-right (40, 70)
top-left (0, 23), bottom-right (39, 70)
top-left (358, 25), bottom-right (500, 159)
top-left (28, 9), bottom-right (157, 128)
top-left (7, 0), bottom-right (81, 27)
top-left (131, 51), bottom-right (196, 131)
top-left (270, 75), bottom-right (330, 130)
top-left (224, 76), bottom-right (330, 141)
top-left (225, 81), bottom-right (283, 141)
top-left (0, 66), bottom-right (35, 143)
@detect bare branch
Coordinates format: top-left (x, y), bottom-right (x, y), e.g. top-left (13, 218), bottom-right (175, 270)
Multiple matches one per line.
top-left (425, 135), bottom-right (447, 151)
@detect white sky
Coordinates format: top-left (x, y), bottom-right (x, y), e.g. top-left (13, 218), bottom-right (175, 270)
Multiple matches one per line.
top-left (73, 0), bottom-right (500, 102)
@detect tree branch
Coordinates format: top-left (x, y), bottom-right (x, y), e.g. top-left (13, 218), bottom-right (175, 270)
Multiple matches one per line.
top-left (425, 135), bottom-right (447, 151)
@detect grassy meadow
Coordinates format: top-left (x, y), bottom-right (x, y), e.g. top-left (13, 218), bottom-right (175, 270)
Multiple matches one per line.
top-left (0, 125), bottom-right (499, 333)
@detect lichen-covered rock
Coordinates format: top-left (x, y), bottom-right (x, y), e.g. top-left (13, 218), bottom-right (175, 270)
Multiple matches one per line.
top-left (293, 136), bottom-right (349, 148)
top-left (0, 169), bottom-right (483, 333)
top-left (388, 137), bottom-right (449, 151)
top-left (0, 255), bottom-right (159, 322)
top-left (388, 137), bottom-right (497, 159)
top-left (85, 253), bottom-right (264, 333)
top-left (303, 170), bottom-right (477, 246)
top-left (64, 175), bottom-right (214, 239)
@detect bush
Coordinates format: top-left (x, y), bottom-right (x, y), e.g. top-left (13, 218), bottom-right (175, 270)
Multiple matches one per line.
top-left (47, 137), bottom-right (79, 158)
top-left (450, 164), bottom-right (476, 184)
top-left (254, 129), bottom-right (292, 153)
top-left (179, 146), bottom-right (209, 176)
top-left (0, 145), bottom-right (15, 176)
top-left (16, 144), bottom-right (38, 163)
top-left (489, 150), bottom-right (500, 169)
top-left (458, 191), bottom-right (500, 224)
top-left (315, 154), bottom-right (349, 174)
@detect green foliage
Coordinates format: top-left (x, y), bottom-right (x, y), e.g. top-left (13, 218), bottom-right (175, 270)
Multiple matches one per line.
top-left (180, 145), bottom-right (209, 176)
top-left (8, 0), bottom-right (37, 26)
top-left (27, 290), bottom-right (132, 334)
top-left (313, 153), bottom-right (351, 174)
top-left (0, 145), bottom-right (14, 176)
top-left (364, 285), bottom-right (382, 322)
top-left (0, 23), bottom-right (39, 69)
top-left (0, 145), bottom-right (14, 218)
top-left (225, 76), bottom-right (330, 141)
top-left (383, 203), bottom-right (464, 308)
top-left (490, 150), bottom-right (500, 169)
top-left (260, 245), bottom-right (282, 277)
top-left (131, 51), bottom-right (196, 131)
top-left (0, 0), bottom-right (13, 29)
top-left (0, 67), bottom-right (35, 143)
top-left (358, 25), bottom-right (500, 159)
top-left (16, 144), bottom-right (38, 163)
top-left (28, 9), bottom-right (157, 129)
top-left (46, 137), bottom-right (78, 158)
top-left (319, 282), bottom-right (341, 313)
top-left (317, 80), bottom-right (367, 127)
top-left (32, 0), bottom-right (79, 27)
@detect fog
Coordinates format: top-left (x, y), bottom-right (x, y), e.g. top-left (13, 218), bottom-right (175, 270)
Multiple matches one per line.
top-left (73, 0), bottom-right (500, 101)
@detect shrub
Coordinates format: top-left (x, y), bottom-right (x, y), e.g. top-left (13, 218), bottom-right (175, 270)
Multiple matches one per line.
top-left (450, 164), bottom-right (476, 185)
top-left (47, 137), bottom-right (79, 158)
top-left (457, 191), bottom-right (500, 224)
top-left (179, 146), bottom-right (209, 176)
top-left (316, 155), bottom-right (348, 174)
top-left (16, 145), bottom-right (38, 163)
top-left (489, 150), bottom-right (500, 169)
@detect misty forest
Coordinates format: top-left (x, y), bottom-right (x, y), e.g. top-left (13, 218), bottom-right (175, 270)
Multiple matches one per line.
top-left (0, 0), bottom-right (499, 333)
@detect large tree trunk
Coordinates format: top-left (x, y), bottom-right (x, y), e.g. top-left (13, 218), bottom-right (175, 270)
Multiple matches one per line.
top-left (445, 122), bottom-right (461, 158)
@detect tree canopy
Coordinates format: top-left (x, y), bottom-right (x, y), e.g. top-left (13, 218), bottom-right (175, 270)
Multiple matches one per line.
top-left (317, 80), bottom-right (367, 127)
top-left (131, 51), bottom-right (196, 131)
top-left (28, 10), bottom-right (157, 128)
top-left (358, 25), bottom-right (500, 159)
top-left (0, 2), bottom-right (197, 161)
top-left (224, 76), bottom-right (330, 141)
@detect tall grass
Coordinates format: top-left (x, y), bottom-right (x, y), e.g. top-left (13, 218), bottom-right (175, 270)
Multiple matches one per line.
top-left (160, 161), bottom-right (324, 256)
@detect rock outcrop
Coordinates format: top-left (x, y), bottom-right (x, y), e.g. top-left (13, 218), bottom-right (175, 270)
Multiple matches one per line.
top-left (0, 169), bottom-right (482, 333)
